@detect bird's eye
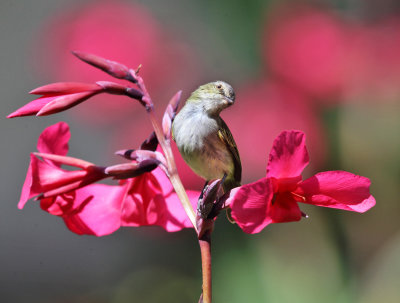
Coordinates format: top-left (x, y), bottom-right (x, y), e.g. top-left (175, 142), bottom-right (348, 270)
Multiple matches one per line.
top-left (216, 84), bottom-right (222, 89)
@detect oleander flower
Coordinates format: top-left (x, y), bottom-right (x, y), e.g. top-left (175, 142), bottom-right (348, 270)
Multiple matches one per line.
top-left (227, 130), bottom-right (376, 234)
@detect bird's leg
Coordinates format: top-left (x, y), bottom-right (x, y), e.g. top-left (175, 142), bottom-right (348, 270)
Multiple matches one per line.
top-left (197, 173), bottom-right (231, 220)
top-left (197, 180), bottom-right (214, 219)
top-left (206, 173), bottom-right (228, 219)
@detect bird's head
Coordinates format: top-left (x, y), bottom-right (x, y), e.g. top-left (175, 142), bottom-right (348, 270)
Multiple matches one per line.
top-left (188, 81), bottom-right (235, 115)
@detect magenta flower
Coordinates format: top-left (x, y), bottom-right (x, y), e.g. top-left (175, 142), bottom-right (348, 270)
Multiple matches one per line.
top-left (57, 167), bottom-right (199, 236)
top-left (344, 18), bottom-right (400, 100)
top-left (19, 122), bottom-right (199, 236)
top-left (263, 4), bottom-right (346, 99)
top-left (17, 121), bottom-right (106, 209)
top-left (116, 168), bottom-right (200, 232)
top-left (227, 130), bottom-right (375, 234)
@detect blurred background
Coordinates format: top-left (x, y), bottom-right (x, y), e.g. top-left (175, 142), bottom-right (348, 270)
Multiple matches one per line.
top-left (1, 0), bottom-right (400, 302)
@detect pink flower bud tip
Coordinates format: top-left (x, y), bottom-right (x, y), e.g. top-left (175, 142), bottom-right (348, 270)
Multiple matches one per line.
top-left (71, 50), bottom-right (130, 80)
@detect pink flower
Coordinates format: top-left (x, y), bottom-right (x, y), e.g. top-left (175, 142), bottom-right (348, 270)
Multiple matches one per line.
top-left (59, 167), bottom-right (198, 236)
top-left (17, 121), bottom-right (107, 209)
top-left (343, 18), bottom-right (400, 101)
top-left (7, 82), bottom-right (103, 118)
top-left (263, 4), bottom-right (346, 99)
top-left (19, 122), bottom-right (199, 236)
top-left (227, 130), bottom-right (375, 234)
top-left (117, 168), bottom-right (199, 232)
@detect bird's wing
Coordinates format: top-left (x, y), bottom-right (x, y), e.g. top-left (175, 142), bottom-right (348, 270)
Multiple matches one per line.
top-left (217, 117), bottom-right (242, 184)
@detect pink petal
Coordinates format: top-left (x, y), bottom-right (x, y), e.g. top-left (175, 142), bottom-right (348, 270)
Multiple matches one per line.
top-left (160, 190), bottom-right (199, 232)
top-left (18, 154), bottom-right (84, 210)
top-left (296, 171), bottom-right (376, 212)
top-left (40, 170), bottom-right (106, 199)
top-left (34, 152), bottom-right (93, 169)
top-left (35, 160), bottom-right (87, 191)
top-left (18, 155), bottom-right (74, 209)
top-left (18, 122), bottom-right (71, 209)
top-left (267, 130), bottom-right (309, 179)
top-left (37, 122), bottom-right (70, 157)
top-left (120, 169), bottom-right (198, 232)
top-left (342, 196), bottom-right (376, 212)
top-left (18, 155), bottom-right (36, 209)
top-left (20, 151), bottom-right (105, 208)
top-left (62, 184), bottom-right (126, 236)
top-left (7, 95), bottom-right (58, 118)
top-left (267, 192), bottom-right (302, 223)
top-left (150, 168), bottom-right (199, 232)
top-left (37, 91), bottom-right (97, 116)
top-left (152, 163), bottom-right (173, 194)
top-left (30, 82), bottom-right (100, 95)
top-left (120, 173), bottom-right (162, 228)
top-left (227, 178), bottom-right (274, 234)
top-left (40, 191), bottom-right (89, 216)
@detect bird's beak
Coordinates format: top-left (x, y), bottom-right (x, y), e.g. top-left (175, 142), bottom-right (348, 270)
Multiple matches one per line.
top-left (224, 96), bottom-right (235, 105)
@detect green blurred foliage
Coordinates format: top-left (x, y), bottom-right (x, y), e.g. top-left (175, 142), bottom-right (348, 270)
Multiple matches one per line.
top-left (359, 232), bottom-right (400, 303)
top-left (112, 267), bottom-right (198, 303)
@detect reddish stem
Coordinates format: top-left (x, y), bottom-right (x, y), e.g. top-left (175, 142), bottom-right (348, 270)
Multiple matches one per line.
top-left (199, 232), bottom-right (212, 303)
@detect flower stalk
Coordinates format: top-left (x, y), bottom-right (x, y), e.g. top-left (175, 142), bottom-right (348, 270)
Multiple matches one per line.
top-left (195, 179), bottom-right (225, 303)
top-left (199, 234), bottom-right (212, 303)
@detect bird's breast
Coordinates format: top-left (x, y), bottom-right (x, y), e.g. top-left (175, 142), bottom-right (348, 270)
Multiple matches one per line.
top-left (172, 109), bottom-right (233, 180)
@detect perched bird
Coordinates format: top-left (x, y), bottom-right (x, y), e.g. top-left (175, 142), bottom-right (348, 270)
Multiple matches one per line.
top-left (172, 81), bottom-right (241, 193)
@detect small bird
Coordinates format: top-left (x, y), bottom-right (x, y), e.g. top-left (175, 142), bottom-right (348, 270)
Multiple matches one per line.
top-left (172, 81), bottom-right (241, 193)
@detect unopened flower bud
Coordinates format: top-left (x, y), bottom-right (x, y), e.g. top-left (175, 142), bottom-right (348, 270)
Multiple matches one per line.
top-left (72, 51), bottom-right (131, 80)
top-left (105, 160), bottom-right (158, 179)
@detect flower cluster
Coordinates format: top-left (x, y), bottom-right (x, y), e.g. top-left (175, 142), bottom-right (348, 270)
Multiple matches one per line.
top-left (8, 52), bottom-right (375, 238)
top-left (18, 121), bottom-right (198, 236)
top-left (34, 0), bottom-right (201, 123)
